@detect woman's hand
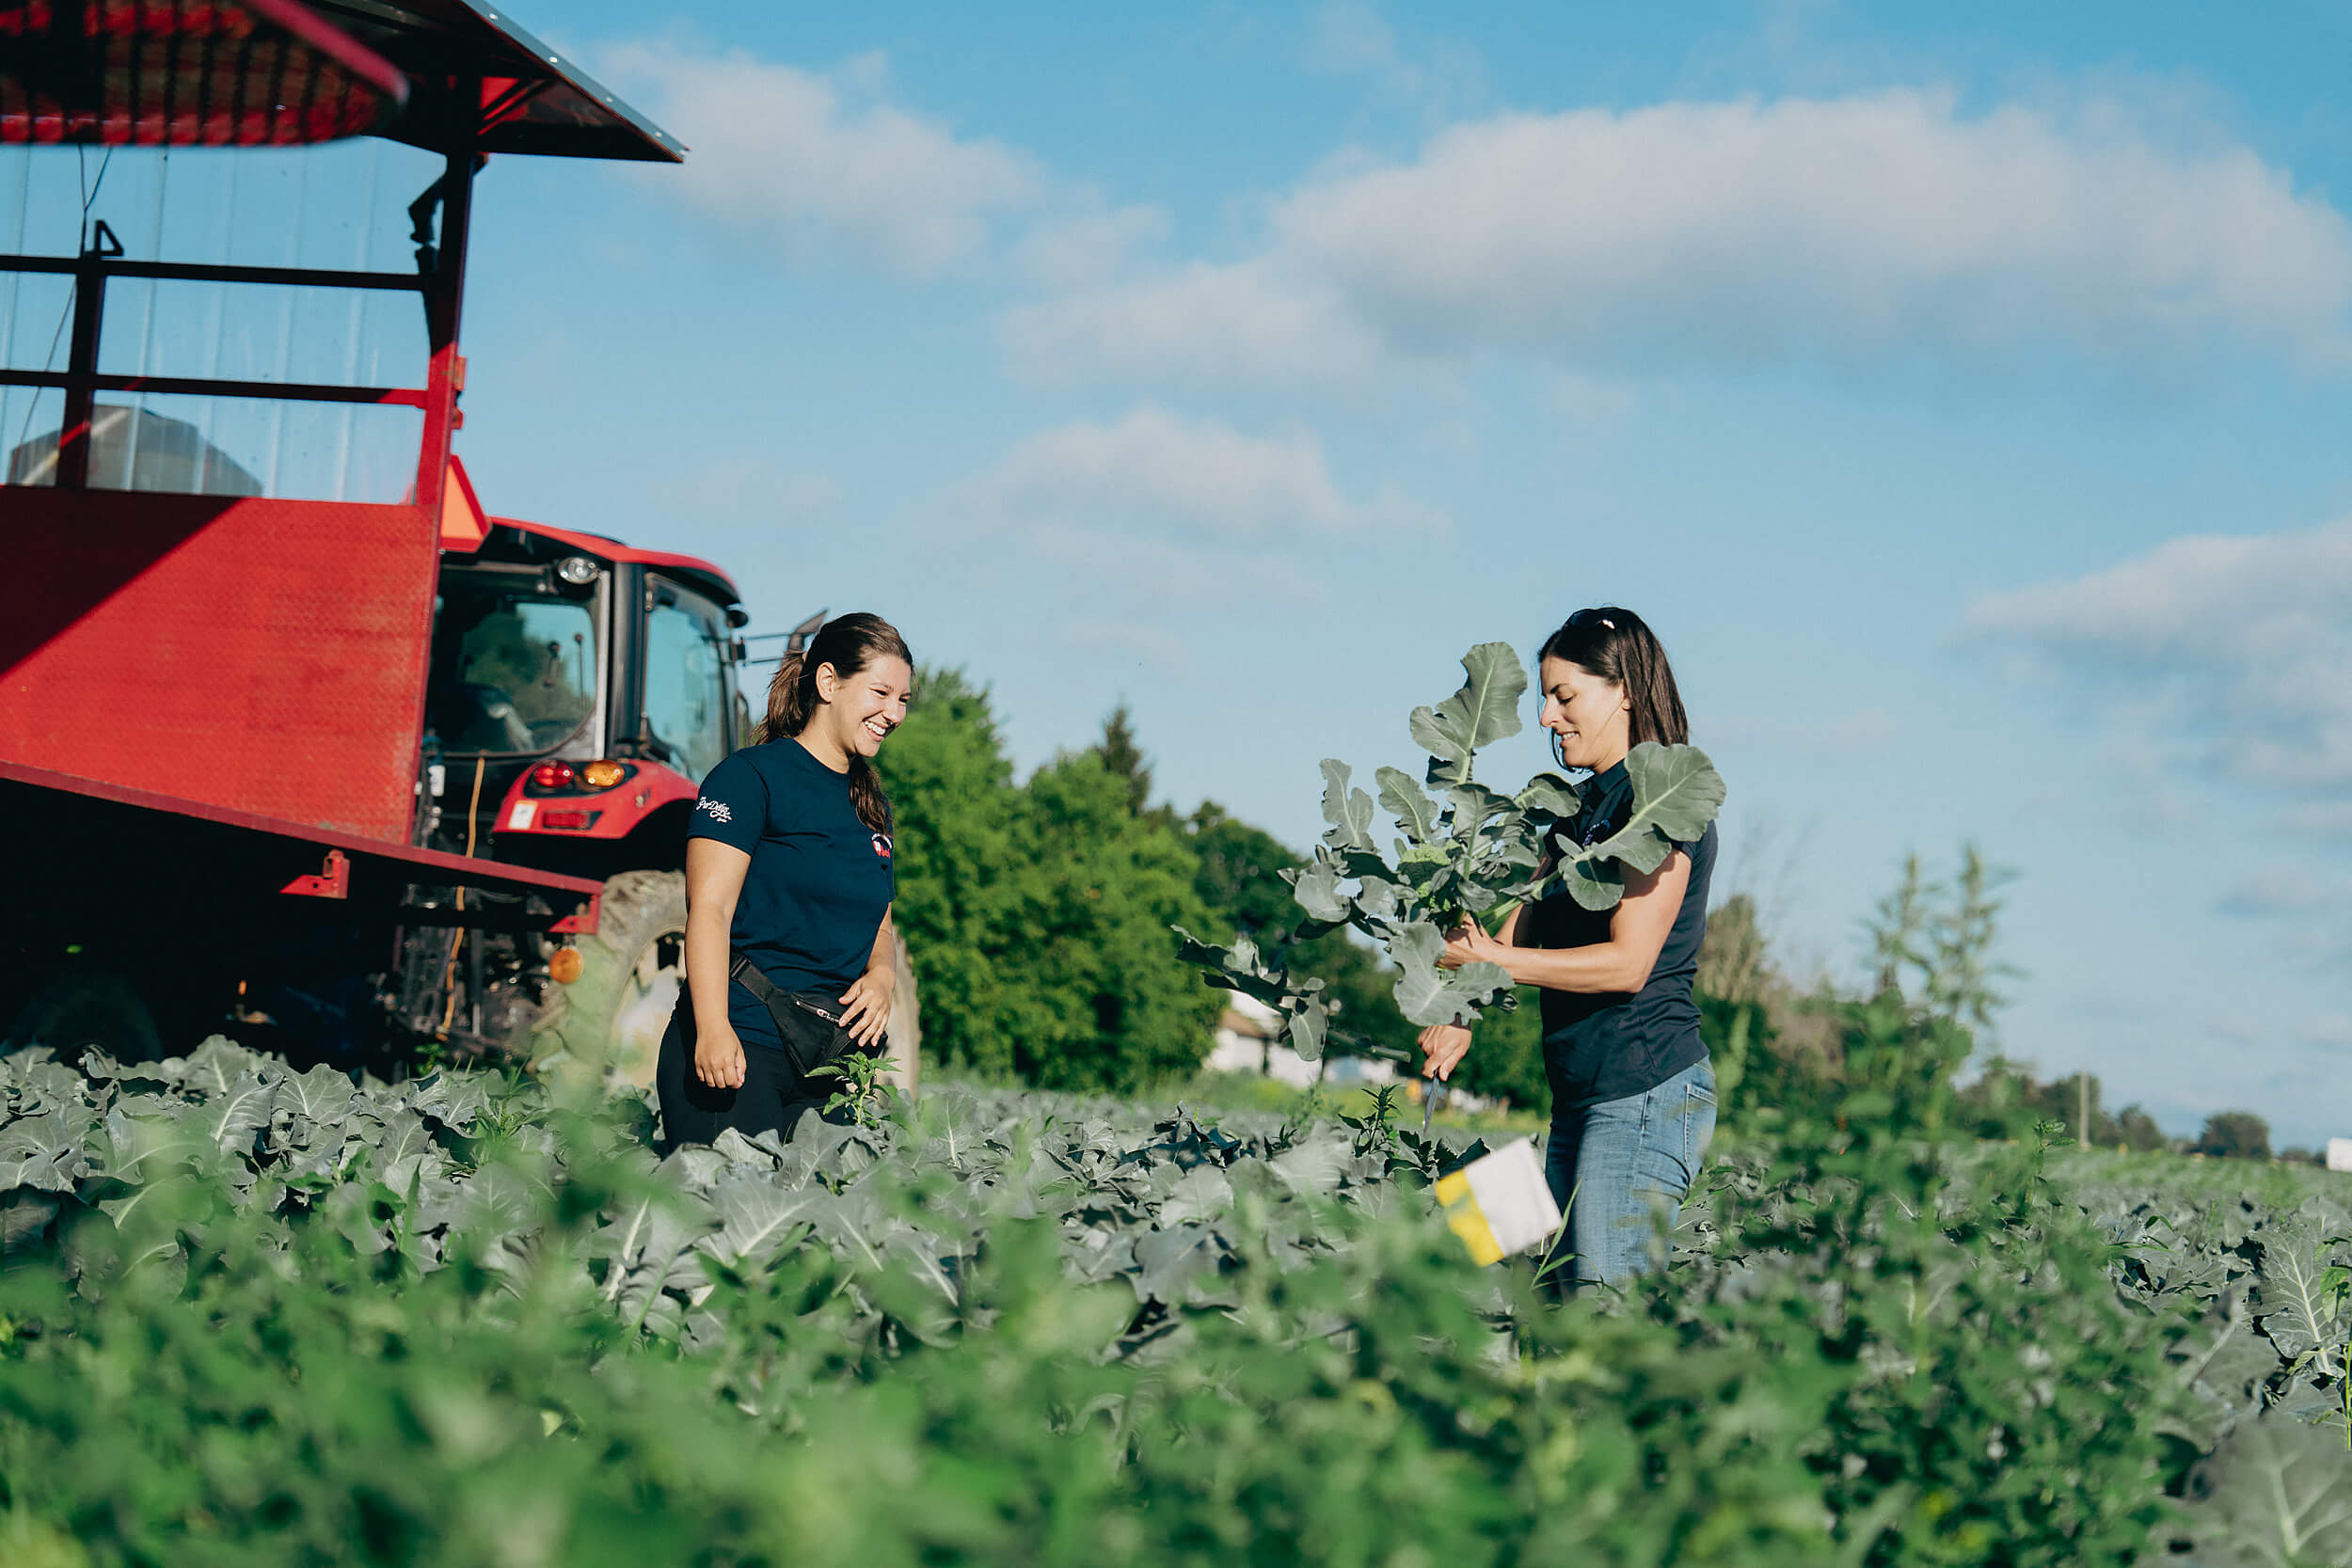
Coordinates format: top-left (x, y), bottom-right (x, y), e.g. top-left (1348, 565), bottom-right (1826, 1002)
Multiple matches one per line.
top-left (837, 965), bottom-right (895, 1050)
top-left (694, 1019), bottom-right (747, 1090)
top-left (1438, 922), bottom-right (1512, 973)
top-left (1419, 1023), bottom-right (1472, 1083)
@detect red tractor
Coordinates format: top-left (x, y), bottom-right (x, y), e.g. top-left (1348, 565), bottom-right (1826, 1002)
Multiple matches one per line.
top-left (0, 0), bottom-right (907, 1086)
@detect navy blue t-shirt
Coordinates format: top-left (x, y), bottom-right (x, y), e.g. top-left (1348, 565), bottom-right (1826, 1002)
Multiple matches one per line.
top-left (688, 739), bottom-right (894, 998)
top-left (1523, 758), bottom-right (1716, 1111)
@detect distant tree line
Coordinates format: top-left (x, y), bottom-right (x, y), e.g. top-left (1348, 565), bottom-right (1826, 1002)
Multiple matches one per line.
top-left (1692, 853), bottom-right (2299, 1162)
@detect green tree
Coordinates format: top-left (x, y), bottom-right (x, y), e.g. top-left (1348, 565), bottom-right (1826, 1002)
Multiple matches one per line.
top-left (2113, 1103), bottom-right (2170, 1152)
top-left (1694, 892), bottom-right (1842, 1118)
top-left (1094, 703), bottom-right (1155, 817)
top-left (874, 668), bottom-right (1024, 1078)
top-left (1186, 803), bottom-right (1300, 942)
top-left (2196, 1110), bottom-right (2271, 1160)
top-left (1000, 752), bottom-right (1223, 1090)
top-left (1864, 853), bottom-right (1936, 1000)
top-left (880, 671), bottom-right (1221, 1091)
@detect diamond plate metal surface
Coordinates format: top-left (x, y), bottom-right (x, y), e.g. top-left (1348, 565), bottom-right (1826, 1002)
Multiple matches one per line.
top-left (3, 489), bottom-right (437, 841)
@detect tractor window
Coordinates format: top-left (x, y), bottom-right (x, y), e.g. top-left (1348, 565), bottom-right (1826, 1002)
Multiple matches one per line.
top-left (644, 587), bottom-right (730, 782)
top-left (427, 576), bottom-right (600, 757)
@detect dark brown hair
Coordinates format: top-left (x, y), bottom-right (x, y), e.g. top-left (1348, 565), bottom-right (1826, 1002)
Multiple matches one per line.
top-left (758, 611), bottom-right (911, 833)
top-left (1539, 606), bottom-right (1689, 747)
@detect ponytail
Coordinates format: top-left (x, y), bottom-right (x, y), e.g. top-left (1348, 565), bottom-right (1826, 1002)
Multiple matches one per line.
top-left (758, 612), bottom-right (910, 833)
top-left (1538, 606), bottom-right (1689, 747)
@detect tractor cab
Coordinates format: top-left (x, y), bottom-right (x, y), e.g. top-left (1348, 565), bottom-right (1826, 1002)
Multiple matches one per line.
top-left (423, 493), bottom-right (756, 879)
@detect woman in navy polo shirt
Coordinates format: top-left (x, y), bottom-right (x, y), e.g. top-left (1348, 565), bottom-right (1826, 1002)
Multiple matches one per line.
top-left (1420, 608), bottom-right (1718, 1287)
top-left (655, 612), bottom-right (912, 1148)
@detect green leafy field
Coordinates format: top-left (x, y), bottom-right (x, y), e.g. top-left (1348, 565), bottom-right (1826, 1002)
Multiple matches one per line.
top-left (0, 1021), bottom-right (2346, 1567)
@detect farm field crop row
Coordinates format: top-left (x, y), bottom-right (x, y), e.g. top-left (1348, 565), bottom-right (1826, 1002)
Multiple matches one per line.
top-left (0, 1027), bottom-right (2346, 1567)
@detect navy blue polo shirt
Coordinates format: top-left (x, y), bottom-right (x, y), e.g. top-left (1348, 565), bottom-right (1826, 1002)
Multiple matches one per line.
top-left (689, 739), bottom-right (894, 998)
top-left (1523, 758), bottom-right (1716, 1110)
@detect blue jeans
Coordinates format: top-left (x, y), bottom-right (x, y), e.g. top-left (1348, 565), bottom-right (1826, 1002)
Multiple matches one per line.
top-left (1542, 1057), bottom-right (1717, 1288)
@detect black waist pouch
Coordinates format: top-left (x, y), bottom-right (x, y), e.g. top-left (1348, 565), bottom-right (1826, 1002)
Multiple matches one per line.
top-left (728, 954), bottom-right (874, 1080)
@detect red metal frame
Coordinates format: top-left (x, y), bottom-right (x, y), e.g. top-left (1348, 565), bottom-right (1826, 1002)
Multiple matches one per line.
top-left (281, 847), bottom-right (350, 898)
top-left (1, 488), bottom-right (442, 839)
top-left (0, 756), bottom-right (601, 931)
top-left (0, 133), bottom-right (476, 835)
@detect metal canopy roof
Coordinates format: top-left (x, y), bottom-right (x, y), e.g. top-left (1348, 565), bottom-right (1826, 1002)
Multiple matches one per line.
top-left (0, 0), bottom-right (412, 147)
top-left (308, 0), bottom-right (682, 161)
top-left (0, 0), bottom-right (681, 161)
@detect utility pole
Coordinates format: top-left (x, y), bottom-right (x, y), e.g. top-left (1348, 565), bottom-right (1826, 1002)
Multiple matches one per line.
top-left (2079, 1073), bottom-right (2093, 1150)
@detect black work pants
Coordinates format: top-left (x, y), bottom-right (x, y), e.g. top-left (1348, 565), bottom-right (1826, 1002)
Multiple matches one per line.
top-left (653, 1002), bottom-right (829, 1152)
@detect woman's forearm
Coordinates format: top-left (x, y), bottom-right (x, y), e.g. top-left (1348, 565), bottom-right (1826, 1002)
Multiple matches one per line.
top-left (865, 911), bottom-right (896, 977)
top-left (685, 900), bottom-right (738, 1030)
top-left (1497, 939), bottom-right (1654, 996)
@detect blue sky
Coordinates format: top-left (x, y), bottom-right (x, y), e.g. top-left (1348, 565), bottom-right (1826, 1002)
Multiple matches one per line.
top-left (12, 2), bottom-right (2352, 1145)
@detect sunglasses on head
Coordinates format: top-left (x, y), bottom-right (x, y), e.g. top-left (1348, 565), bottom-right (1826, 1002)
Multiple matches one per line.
top-left (1566, 609), bottom-right (1618, 632)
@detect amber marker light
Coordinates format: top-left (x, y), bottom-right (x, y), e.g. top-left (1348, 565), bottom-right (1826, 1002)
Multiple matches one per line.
top-left (548, 947), bottom-right (584, 984)
top-left (580, 760), bottom-right (629, 789)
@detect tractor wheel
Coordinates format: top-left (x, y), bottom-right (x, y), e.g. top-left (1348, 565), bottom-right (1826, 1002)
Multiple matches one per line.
top-left (528, 869), bottom-right (686, 1090)
top-left (3, 964), bottom-right (163, 1064)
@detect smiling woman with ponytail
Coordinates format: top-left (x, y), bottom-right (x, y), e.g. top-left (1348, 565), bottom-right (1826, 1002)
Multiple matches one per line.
top-left (655, 612), bottom-right (914, 1150)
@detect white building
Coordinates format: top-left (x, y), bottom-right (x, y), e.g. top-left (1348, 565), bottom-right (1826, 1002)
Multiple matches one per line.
top-left (1203, 991), bottom-right (1502, 1113)
top-left (1204, 991), bottom-right (1400, 1090)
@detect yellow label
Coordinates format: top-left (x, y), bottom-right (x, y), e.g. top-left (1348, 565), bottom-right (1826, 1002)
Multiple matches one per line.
top-left (1437, 1172), bottom-right (1505, 1267)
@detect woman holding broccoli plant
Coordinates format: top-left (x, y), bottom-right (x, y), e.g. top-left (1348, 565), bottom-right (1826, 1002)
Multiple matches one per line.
top-left (1420, 607), bottom-right (1717, 1287)
top-left (654, 612), bottom-right (912, 1151)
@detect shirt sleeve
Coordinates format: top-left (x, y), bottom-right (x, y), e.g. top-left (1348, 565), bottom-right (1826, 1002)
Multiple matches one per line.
top-left (688, 751), bottom-right (764, 853)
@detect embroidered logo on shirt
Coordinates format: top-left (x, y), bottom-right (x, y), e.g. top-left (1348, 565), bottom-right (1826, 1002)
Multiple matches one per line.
top-left (872, 832), bottom-right (893, 860)
top-left (696, 798), bottom-right (733, 823)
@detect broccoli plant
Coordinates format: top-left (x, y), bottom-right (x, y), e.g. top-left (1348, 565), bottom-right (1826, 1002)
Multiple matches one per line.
top-left (1176, 641), bottom-right (1724, 1056)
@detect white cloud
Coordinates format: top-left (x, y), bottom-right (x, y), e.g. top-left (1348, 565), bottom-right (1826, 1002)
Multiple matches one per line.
top-left (960, 404), bottom-right (1444, 538)
top-left (1007, 88), bottom-right (2352, 385)
top-left (929, 408), bottom-right (1437, 660)
top-left (2216, 866), bottom-right (2347, 918)
top-left (1965, 520), bottom-right (2352, 657)
top-left (1966, 517), bottom-right (2352, 789)
top-left (1305, 0), bottom-right (1488, 122)
top-left (997, 522), bottom-right (1320, 613)
top-left (1004, 261), bottom-right (1387, 386)
top-left (1009, 202), bottom-right (1171, 289)
top-left (603, 41), bottom-right (1039, 278)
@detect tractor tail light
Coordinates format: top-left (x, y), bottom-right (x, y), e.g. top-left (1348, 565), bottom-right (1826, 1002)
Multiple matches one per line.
top-left (580, 760), bottom-right (629, 789)
top-left (540, 809), bottom-right (597, 831)
top-left (529, 760), bottom-right (576, 792)
top-left (548, 947), bottom-right (584, 984)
